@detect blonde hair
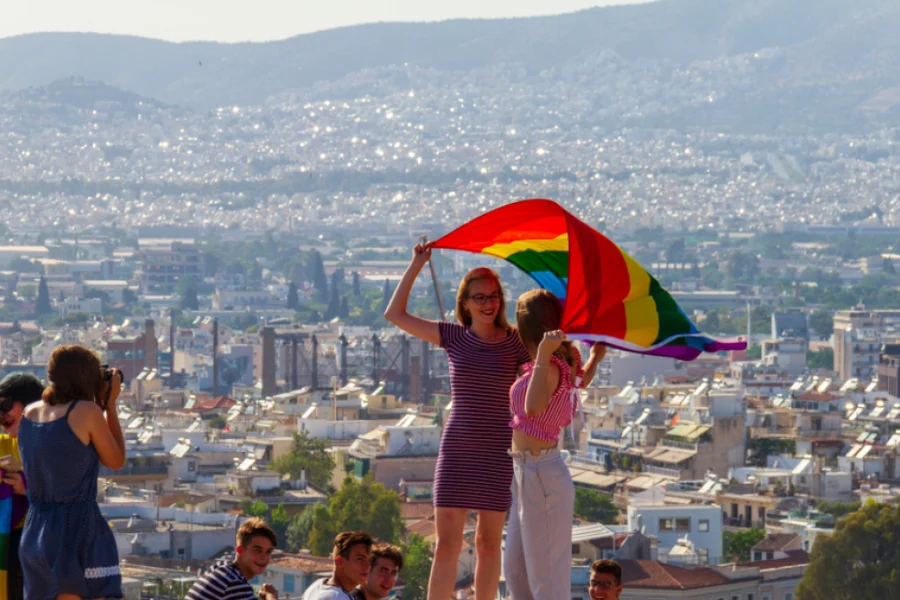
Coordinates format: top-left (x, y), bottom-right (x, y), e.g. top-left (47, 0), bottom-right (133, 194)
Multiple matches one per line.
top-left (455, 267), bottom-right (511, 330)
top-left (516, 289), bottom-right (576, 378)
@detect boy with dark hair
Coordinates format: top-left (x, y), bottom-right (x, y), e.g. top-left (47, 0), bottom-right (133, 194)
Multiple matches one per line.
top-left (302, 531), bottom-right (373, 600)
top-left (0, 372), bottom-right (45, 600)
top-left (590, 559), bottom-right (623, 600)
top-left (186, 517), bottom-right (279, 600)
top-left (350, 543), bottom-right (403, 600)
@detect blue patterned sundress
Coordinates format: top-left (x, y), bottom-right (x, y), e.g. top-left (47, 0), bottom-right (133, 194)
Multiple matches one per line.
top-left (18, 400), bottom-right (122, 599)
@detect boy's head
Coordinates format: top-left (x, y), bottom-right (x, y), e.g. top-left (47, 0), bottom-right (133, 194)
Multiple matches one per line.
top-left (333, 531), bottom-right (374, 587)
top-left (590, 559), bottom-right (623, 600)
top-left (362, 543), bottom-right (403, 599)
top-left (235, 518), bottom-right (277, 578)
top-left (0, 373), bottom-right (45, 437)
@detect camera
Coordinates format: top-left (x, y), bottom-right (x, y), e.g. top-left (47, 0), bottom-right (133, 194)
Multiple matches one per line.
top-left (101, 364), bottom-right (124, 386)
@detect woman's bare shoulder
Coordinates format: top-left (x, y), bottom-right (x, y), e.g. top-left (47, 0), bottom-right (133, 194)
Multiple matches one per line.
top-left (23, 400), bottom-right (45, 419)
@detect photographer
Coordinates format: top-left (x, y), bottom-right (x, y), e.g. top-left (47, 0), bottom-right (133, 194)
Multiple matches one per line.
top-left (18, 345), bottom-right (126, 600)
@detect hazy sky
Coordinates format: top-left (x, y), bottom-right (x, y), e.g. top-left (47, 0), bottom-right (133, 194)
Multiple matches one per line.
top-left (1, 0), bottom-right (653, 43)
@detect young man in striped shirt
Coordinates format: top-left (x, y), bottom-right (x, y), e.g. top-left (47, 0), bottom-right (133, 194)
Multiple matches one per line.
top-left (186, 517), bottom-right (279, 600)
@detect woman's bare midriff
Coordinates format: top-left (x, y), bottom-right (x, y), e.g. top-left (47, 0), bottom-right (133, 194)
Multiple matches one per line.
top-left (511, 429), bottom-right (559, 455)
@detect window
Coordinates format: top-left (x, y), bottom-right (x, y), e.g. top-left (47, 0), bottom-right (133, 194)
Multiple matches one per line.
top-left (749, 594), bottom-right (754, 600)
top-left (658, 517), bottom-right (690, 531)
top-left (698, 519), bottom-right (710, 532)
top-left (784, 593), bottom-right (793, 600)
top-left (284, 575), bottom-right (295, 594)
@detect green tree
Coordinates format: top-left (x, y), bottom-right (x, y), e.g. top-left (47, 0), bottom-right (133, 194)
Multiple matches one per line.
top-left (309, 250), bottom-right (328, 300)
top-left (308, 504), bottom-right (338, 556)
top-left (287, 282), bottom-right (299, 309)
top-left (243, 502), bottom-right (291, 547)
top-left (270, 431), bottom-right (336, 491)
top-left (352, 271), bottom-right (361, 296)
top-left (746, 345), bottom-right (762, 360)
top-left (400, 534), bottom-right (433, 600)
top-left (807, 348), bottom-right (834, 370)
top-left (665, 238), bottom-right (686, 263)
top-left (286, 506), bottom-right (318, 552)
top-left (331, 268), bottom-right (345, 294)
top-left (573, 487), bottom-right (618, 523)
top-left (208, 414), bottom-right (227, 430)
top-left (340, 296), bottom-right (350, 319)
top-left (809, 310), bottom-right (834, 340)
top-left (815, 500), bottom-right (861, 519)
top-left (18, 284), bottom-right (36, 301)
top-left (122, 287), bottom-right (138, 305)
top-left (269, 504), bottom-right (291, 546)
top-left (178, 277), bottom-right (199, 311)
top-left (307, 476), bottom-right (403, 556)
top-left (796, 501), bottom-right (900, 600)
top-left (325, 284), bottom-right (340, 320)
top-left (35, 276), bottom-right (52, 315)
top-left (723, 528), bottom-right (766, 562)
top-left (8, 257), bottom-right (35, 273)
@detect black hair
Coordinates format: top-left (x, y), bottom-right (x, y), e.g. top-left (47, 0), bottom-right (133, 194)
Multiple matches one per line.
top-left (0, 372), bottom-right (46, 409)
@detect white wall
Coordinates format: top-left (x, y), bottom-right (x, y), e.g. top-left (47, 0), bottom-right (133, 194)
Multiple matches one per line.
top-left (299, 419), bottom-right (379, 440)
top-left (608, 353), bottom-right (679, 387)
top-left (627, 504), bottom-right (724, 564)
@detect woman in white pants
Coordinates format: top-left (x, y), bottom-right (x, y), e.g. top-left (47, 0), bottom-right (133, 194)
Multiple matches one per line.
top-left (503, 289), bottom-right (605, 599)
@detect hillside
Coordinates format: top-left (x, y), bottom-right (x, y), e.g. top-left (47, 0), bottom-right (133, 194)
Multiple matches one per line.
top-left (0, 0), bottom-right (899, 130)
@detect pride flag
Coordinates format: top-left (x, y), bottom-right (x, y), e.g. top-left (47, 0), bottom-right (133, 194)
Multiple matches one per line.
top-left (433, 199), bottom-right (746, 361)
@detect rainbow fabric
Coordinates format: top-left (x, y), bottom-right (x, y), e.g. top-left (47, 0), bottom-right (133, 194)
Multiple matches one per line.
top-left (0, 483), bottom-right (11, 595)
top-left (433, 199), bottom-right (746, 361)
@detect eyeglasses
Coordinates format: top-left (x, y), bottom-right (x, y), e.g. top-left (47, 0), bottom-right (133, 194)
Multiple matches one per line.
top-left (468, 293), bottom-right (502, 306)
top-left (589, 580), bottom-right (616, 590)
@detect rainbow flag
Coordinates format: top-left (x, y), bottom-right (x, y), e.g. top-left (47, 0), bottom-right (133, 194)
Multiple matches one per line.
top-left (433, 199), bottom-right (746, 361)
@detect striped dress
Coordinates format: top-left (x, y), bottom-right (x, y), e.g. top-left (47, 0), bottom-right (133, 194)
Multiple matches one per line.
top-left (435, 322), bottom-right (531, 512)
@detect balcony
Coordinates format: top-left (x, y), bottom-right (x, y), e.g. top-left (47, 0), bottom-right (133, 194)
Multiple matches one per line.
top-left (661, 438), bottom-right (699, 451)
top-left (100, 465), bottom-right (169, 477)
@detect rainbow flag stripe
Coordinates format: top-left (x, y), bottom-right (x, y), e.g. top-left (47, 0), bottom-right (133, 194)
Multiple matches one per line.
top-left (434, 199), bottom-right (746, 360)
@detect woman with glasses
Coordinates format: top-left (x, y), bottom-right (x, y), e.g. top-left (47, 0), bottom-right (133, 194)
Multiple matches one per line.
top-left (385, 242), bottom-right (530, 600)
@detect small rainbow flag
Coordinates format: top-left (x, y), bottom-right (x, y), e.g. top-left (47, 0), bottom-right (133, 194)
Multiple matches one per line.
top-left (433, 199), bottom-right (745, 361)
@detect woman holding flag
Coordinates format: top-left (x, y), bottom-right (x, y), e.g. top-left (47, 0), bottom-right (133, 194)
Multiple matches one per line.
top-left (385, 242), bottom-right (531, 600)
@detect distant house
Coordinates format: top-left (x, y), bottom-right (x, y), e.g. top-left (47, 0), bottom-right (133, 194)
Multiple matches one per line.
top-left (259, 551), bottom-right (333, 598)
top-left (616, 559), bottom-right (761, 600)
top-left (750, 533), bottom-right (803, 562)
top-left (188, 395), bottom-right (237, 414)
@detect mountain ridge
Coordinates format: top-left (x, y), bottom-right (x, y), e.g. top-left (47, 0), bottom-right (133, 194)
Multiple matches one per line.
top-left (0, 0), bottom-right (898, 126)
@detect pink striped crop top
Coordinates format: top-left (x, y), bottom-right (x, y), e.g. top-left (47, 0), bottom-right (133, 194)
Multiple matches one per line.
top-left (509, 349), bottom-right (584, 443)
